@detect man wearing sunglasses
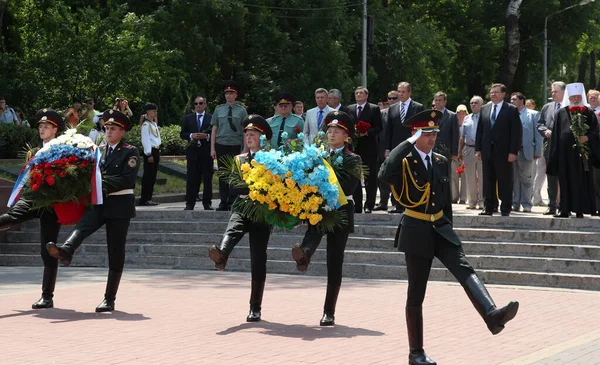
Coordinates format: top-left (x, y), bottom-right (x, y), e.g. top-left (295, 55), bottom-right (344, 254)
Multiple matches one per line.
top-left (180, 95), bottom-right (214, 210)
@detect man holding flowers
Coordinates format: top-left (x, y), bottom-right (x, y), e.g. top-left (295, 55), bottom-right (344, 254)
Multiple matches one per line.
top-left (209, 114), bottom-right (274, 323)
top-left (546, 82), bottom-right (600, 218)
top-left (291, 110), bottom-right (362, 326)
top-left (0, 109), bottom-right (64, 309)
top-left (47, 109), bottom-right (139, 312)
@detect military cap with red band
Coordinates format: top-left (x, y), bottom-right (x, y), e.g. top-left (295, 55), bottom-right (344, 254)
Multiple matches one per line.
top-left (243, 114), bottom-right (273, 140)
top-left (103, 109), bottom-right (133, 131)
top-left (223, 80), bottom-right (239, 93)
top-left (324, 110), bottom-right (355, 136)
top-left (35, 108), bottom-right (65, 129)
top-left (403, 109), bottom-right (442, 133)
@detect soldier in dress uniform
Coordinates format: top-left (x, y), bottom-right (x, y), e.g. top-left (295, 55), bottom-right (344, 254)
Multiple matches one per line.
top-left (268, 92), bottom-right (304, 148)
top-left (0, 109), bottom-right (64, 309)
top-left (291, 111), bottom-right (362, 326)
top-left (208, 115), bottom-right (273, 322)
top-left (139, 103), bottom-right (161, 206)
top-left (46, 109), bottom-right (140, 312)
top-left (378, 110), bottom-right (520, 365)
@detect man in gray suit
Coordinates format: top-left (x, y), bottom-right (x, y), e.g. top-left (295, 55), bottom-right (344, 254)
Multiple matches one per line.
top-left (303, 88), bottom-right (331, 144)
top-left (537, 81), bottom-right (565, 215)
top-left (510, 92), bottom-right (543, 212)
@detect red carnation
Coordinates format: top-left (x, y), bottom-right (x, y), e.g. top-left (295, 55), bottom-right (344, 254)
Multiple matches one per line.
top-left (356, 121), bottom-right (370, 134)
top-left (32, 184), bottom-right (40, 191)
top-left (44, 169), bottom-right (53, 176)
top-left (569, 106), bottom-right (587, 113)
top-left (80, 160), bottom-right (90, 167)
top-left (44, 162), bottom-right (51, 169)
top-left (59, 171), bottom-right (67, 178)
top-left (295, 125), bottom-right (301, 133)
top-left (69, 156), bottom-right (78, 162)
top-left (46, 176), bottom-right (55, 186)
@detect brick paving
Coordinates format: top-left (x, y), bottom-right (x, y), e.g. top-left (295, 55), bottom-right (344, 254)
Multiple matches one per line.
top-left (1, 267), bottom-right (599, 365)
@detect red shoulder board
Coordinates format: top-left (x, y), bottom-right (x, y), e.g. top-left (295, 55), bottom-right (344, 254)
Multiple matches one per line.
top-left (121, 143), bottom-right (136, 149)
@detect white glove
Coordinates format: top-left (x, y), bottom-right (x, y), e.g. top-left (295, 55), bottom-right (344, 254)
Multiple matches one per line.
top-left (407, 129), bottom-right (423, 144)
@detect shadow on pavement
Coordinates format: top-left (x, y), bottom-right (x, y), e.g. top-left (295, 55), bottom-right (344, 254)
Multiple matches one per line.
top-left (217, 320), bottom-right (385, 341)
top-left (0, 308), bottom-right (150, 323)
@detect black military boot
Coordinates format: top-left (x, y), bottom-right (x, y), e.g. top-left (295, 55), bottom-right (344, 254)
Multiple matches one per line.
top-left (406, 306), bottom-right (436, 365)
top-left (247, 281), bottom-right (265, 322)
top-left (292, 229), bottom-right (322, 272)
top-left (0, 213), bottom-right (16, 231)
top-left (463, 274), bottom-right (519, 335)
top-left (209, 235), bottom-right (237, 270)
top-left (31, 266), bottom-right (58, 309)
top-left (320, 285), bottom-right (341, 326)
top-left (46, 230), bottom-right (84, 266)
top-left (96, 270), bottom-right (122, 312)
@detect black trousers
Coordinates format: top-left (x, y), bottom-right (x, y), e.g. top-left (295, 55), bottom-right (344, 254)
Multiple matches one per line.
top-left (353, 154), bottom-right (377, 212)
top-left (482, 147), bottom-right (514, 213)
top-left (141, 147), bottom-right (160, 202)
top-left (186, 147), bottom-right (213, 208)
top-left (547, 174), bottom-right (559, 210)
top-left (215, 143), bottom-right (242, 209)
top-left (223, 210), bottom-right (272, 282)
top-left (3, 199), bottom-right (61, 267)
top-left (301, 203), bottom-right (353, 287)
top-left (377, 159), bottom-right (391, 207)
top-left (405, 231), bottom-right (475, 307)
top-left (74, 206), bottom-right (131, 272)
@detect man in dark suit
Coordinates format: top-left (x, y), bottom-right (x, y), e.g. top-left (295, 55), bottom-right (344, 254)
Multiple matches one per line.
top-left (433, 91), bottom-right (460, 202)
top-left (475, 83), bottom-right (523, 216)
top-left (379, 110), bottom-right (519, 365)
top-left (348, 86), bottom-right (382, 213)
top-left (537, 81), bottom-right (565, 215)
top-left (384, 82), bottom-right (424, 213)
top-left (47, 110), bottom-right (140, 313)
top-left (180, 96), bottom-right (214, 210)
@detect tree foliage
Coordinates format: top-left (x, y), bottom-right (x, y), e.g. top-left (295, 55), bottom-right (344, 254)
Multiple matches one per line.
top-left (1, 0), bottom-right (600, 136)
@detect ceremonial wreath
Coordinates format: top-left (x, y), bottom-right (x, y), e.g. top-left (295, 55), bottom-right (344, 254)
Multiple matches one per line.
top-left (9, 129), bottom-right (103, 225)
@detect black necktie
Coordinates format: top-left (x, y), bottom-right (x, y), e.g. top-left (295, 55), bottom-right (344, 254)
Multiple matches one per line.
top-left (276, 117), bottom-right (286, 146)
top-left (107, 146), bottom-right (114, 158)
top-left (425, 155), bottom-right (433, 180)
top-left (228, 106), bottom-right (237, 132)
top-left (491, 104), bottom-right (497, 127)
top-left (357, 105), bottom-right (363, 119)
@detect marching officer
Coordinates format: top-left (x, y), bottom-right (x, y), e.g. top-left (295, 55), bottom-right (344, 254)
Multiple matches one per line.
top-left (268, 92), bottom-right (304, 148)
top-left (0, 109), bottom-right (64, 309)
top-left (139, 103), bottom-right (161, 206)
top-left (208, 115), bottom-right (273, 322)
top-left (291, 111), bottom-right (362, 326)
top-left (47, 109), bottom-right (140, 312)
top-left (379, 110), bottom-right (519, 365)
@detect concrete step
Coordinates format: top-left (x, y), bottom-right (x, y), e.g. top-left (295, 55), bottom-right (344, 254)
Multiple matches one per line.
top-left (12, 222), bottom-right (600, 246)
top-left (4, 241), bottom-right (600, 276)
top-left (6, 232), bottom-right (600, 260)
top-left (1, 254), bottom-right (598, 291)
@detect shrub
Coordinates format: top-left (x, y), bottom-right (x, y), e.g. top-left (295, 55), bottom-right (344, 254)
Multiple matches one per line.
top-left (0, 124), bottom-right (40, 159)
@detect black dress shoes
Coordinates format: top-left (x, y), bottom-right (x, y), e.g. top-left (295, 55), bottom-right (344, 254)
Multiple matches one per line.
top-left (31, 297), bottom-right (53, 309)
top-left (576, 213), bottom-right (584, 218)
top-left (373, 204), bottom-right (388, 211)
top-left (543, 208), bottom-right (557, 215)
top-left (95, 299), bottom-right (115, 312)
top-left (409, 350), bottom-right (437, 365)
top-left (203, 205), bottom-right (214, 210)
top-left (388, 207), bottom-right (402, 214)
top-left (291, 244), bottom-right (310, 272)
top-left (215, 205), bottom-right (230, 211)
top-left (46, 242), bottom-right (73, 266)
top-left (363, 207), bottom-right (372, 214)
top-left (501, 212), bottom-right (510, 217)
top-left (209, 245), bottom-right (228, 270)
top-left (479, 210), bottom-right (493, 216)
top-left (554, 212), bottom-right (570, 218)
top-left (139, 200), bottom-right (159, 206)
top-left (246, 309), bottom-right (261, 322)
top-left (320, 313), bottom-right (335, 326)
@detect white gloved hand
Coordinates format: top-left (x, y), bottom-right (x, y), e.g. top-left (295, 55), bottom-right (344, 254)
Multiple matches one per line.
top-left (407, 129), bottom-right (423, 144)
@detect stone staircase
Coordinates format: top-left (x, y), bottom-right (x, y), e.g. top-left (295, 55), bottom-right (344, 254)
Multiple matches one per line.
top-left (1, 209), bottom-right (600, 290)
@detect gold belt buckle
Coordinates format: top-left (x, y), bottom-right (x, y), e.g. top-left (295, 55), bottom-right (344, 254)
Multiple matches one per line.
top-left (430, 214), bottom-right (435, 222)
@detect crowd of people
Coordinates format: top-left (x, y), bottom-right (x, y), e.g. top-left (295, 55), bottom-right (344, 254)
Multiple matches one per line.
top-left (3, 78), bottom-right (599, 365)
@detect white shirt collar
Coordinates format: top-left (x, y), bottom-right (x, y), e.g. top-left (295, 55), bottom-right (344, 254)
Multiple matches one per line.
top-left (414, 146), bottom-right (433, 166)
top-left (108, 143), bottom-right (119, 150)
top-left (332, 104), bottom-right (341, 111)
top-left (357, 102), bottom-right (367, 109)
top-left (196, 111), bottom-right (204, 117)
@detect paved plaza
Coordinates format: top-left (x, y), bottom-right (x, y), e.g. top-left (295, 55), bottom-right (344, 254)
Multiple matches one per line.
top-left (1, 267), bottom-right (599, 365)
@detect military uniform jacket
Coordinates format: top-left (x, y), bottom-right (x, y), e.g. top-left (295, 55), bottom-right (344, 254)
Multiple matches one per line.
top-left (333, 148), bottom-right (361, 233)
top-left (378, 140), bottom-right (461, 258)
top-left (141, 119), bottom-right (161, 156)
top-left (100, 141), bottom-right (140, 218)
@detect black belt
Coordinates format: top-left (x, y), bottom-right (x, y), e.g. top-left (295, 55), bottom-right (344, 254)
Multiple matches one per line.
top-left (465, 144), bottom-right (475, 147)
